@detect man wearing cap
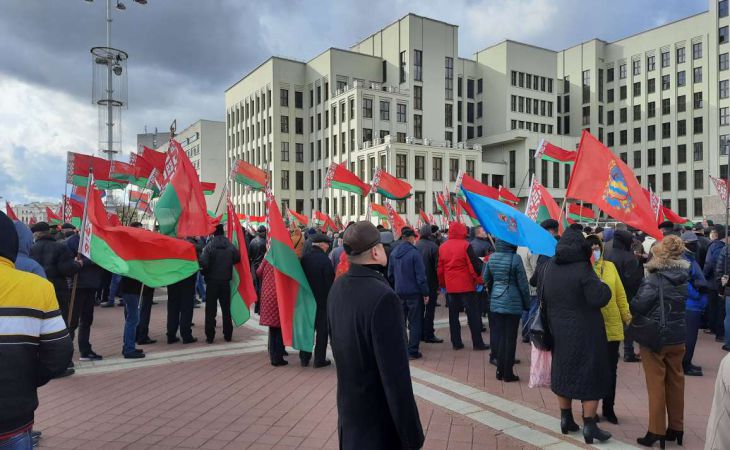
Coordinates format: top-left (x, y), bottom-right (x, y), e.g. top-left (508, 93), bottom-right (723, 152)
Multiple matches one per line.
top-left (201, 224), bottom-right (240, 344)
top-left (328, 221), bottom-right (424, 449)
top-left (388, 227), bottom-right (429, 359)
top-left (300, 233), bottom-right (335, 368)
top-left (416, 224), bottom-right (442, 343)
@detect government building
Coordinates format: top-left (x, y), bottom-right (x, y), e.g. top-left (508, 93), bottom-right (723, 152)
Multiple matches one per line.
top-left (225, 0), bottom-right (729, 223)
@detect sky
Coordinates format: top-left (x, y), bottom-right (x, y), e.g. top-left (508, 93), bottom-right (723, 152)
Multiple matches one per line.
top-left (0, 0), bottom-right (707, 204)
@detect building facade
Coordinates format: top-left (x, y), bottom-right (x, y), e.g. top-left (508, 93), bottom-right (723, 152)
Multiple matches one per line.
top-left (136, 129), bottom-right (171, 154)
top-left (11, 202), bottom-right (61, 225)
top-left (226, 0), bottom-right (729, 223)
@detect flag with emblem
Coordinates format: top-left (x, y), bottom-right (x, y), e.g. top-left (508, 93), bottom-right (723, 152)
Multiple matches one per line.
top-left (287, 209), bottom-right (309, 227)
top-left (371, 168), bottom-right (412, 200)
top-left (498, 186), bottom-right (520, 206)
top-left (325, 163), bottom-right (370, 196)
top-left (232, 159), bottom-right (268, 190)
top-left (456, 172), bottom-right (499, 199)
top-left (535, 139), bottom-right (577, 164)
top-left (226, 199), bottom-right (257, 326)
top-left (524, 177), bottom-right (562, 227)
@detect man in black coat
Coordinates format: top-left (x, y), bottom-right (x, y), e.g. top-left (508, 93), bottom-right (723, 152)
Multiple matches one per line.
top-left (300, 233), bottom-right (335, 368)
top-left (328, 221), bottom-right (424, 450)
top-left (30, 222), bottom-right (81, 325)
top-left (201, 225), bottom-right (240, 343)
top-left (416, 224), bottom-right (442, 343)
top-left (694, 223), bottom-right (711, 270)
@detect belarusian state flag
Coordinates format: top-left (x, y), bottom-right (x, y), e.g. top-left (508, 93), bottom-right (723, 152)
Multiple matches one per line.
top-left (265, 192), bottom-right (317, 350)
top-left (232, 159), bottom-right (268, 190)
top-left (110, 160), bottom-right (144, 188)
top-left (535, 139), bottom-right (577, 164)
top-left (372, 168), bottom-right (412, 200)
top-left (385, 202), bottom-right (407, 237)
top-left (456, 172), bottom-right (499, 199)
top-left (524, 177), bottom-right (562, 227)
top-left (154, 139), bottom-right (214, 237)
top-left (46, 207), bottom-right (61, 225)
top-left (711, 175), bottom-right (729, 204)
top-left (568, 203), bottom-right (596, 223)
top-left (201, 182), bottom-right (216, 196)
top-left (226, 199), bottom-right (257, 326)
top-left (567, 131), bottom-right (662, 239)
top-left (498, 186), bottom-right (520, 206)
top-left (325, 163), bottom-right (370, 196)
top-left (141, 146), bottom-right (167, 172)
top-left (80, 180), bottom-right (200, 287)
top-left (457, 197), bottom-right (480, 226)
top-left (419, 209), bottom-right (431, 225)
top-left (247, 215), bottom-right (267, 229)
top-left (435, 192), bottom-right (452, 218)
top-left (63, 196), bottom-right (84, 228)
top-left (313, 211), bottom-right (337, 232)
top-left (660, 205), bottom-right (690, 225)
top-left (66, 152), bottom-right (128, 190)
top-left (288, 209), bottom-right (309, 227)
top-left (5, 202), bottom-right (18, 221)
top-left (130, 191), bottom-right (150, 212)
top-left (370, 203), bottom-right (389, 221)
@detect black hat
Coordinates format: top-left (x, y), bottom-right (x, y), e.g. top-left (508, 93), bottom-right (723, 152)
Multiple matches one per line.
top-left (401, 227), bottom-right (416, 238)
top-left (0, 211), bottom-right (18, 263)
top-left (257, 225), bottom-right (267, 233)
top-left (310, 233), bottom-right (331, 244)
top-left (659, 220), bottom-right (674, 230)
top-left (714, 224), bottom-right (727, 239)
top-left (130, 221), bottom-right (143, 228)
top-left (343, 221), bottom-right (381, 255)
top-left (430, 225), bottom-right (439, 234)
top-left (214, 224), bottom-right (224, 236)
top-left (693, 223), bottom-right (705, 232)
top-left (61, 222), bottom-right (76, 230)
top-left (30, 221), bottom-right (50, 233)
top-left (540, 219), bottom-right (559, 231)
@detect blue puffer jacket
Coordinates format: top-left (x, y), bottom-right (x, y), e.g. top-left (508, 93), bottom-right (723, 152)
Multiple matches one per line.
top-left (388, 241), bottom-right (429, 297)
top-left (13, 220), bottom-right (46, 278)
top-left (684, 251), bottom-right (708, 312)
top-left (484, 240), bottom-right (530, 315)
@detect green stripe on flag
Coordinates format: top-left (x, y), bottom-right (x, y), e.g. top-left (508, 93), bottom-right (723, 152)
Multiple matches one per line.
top-left (542, 155), bottom-right (575, 164)
top-left (230, 269), bottom-right (251, 326)
top-left (331, 180), bottom-right (366, 196)
top-left (155, 185), bottom-right (183, 236)
top-left (234, 174), bottom-right (265, 190)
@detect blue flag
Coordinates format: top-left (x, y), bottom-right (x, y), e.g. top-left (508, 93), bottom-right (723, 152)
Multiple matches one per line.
top-left (462, 189), bottom-right (556, 257)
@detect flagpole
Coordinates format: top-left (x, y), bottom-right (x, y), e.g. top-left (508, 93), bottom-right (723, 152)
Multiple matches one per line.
top-left (62, 182), bottom-right (69, 224)
top-left (68, 169), bottom-right (94, 325)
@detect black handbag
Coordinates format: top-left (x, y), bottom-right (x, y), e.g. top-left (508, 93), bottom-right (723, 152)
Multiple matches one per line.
top-left (627, 274), bottom-right (665, 353)
top-left (529, 262), bottom-right (553, 352)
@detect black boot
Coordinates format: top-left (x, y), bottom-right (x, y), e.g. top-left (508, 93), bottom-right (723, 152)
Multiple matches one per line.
top-left (636, 431), bottom-right (665, 448)
top-left (602, 404), bottom-right (618, 424)
top-left (560, 409), bottom-right (579, 434)
top-left (665, 428), bottom-right (683, 446)
top-left (583, 416), bottom-right (611, 444)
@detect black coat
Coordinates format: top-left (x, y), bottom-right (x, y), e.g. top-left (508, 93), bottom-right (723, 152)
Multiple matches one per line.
top-left (604, 230), bottom-right (644, 300)
top-left (65, 234), bottom-right (104, 289)
top-left (540, 228), bottom-right (612, 401)
top-left (416, 236), bottom-right (439, 292)
top-left (327, 264), bottom-right (424, 450)
top-left (631, 257), bottom-right (689, 348)
top-left (248, 235), bottom-right (266, 270)
top-left (200, 235), bottom-right (240, 281)
top-left (697, 235), bottom-right (711, 270)
top-left (30, 235), bottom-right (79, 293)
top-left (301, 246), bottom-right (335, 307)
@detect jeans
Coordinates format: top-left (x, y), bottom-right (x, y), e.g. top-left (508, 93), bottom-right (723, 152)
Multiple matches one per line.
top-left (205, 279), bottom-right (233, 341)
top-left (684, 309), bottom-right (703, 368)
top-left (422, 287), bottom-right (438, 340)
top-left (69, 288), bottom-right (96, 355)
top-left (604, 341), bottom-right (620, 408)
top-left (107, 274), bottom-right (121, 304)
top-left (136, 287), bottom-right (154, 342)
top-left (402, 295), bottom-right (424, 356)
top-left (448, 292), bottom-right (486, 348)
top-left (0, 430), bottom-right (32, 450)
top-left (122, 293), bottom-right (140, 354)
top-left (492, 313), bottom-right (520, 377)
top-left (196, 272), bottom-right (206, 301)
top-left (521, 295), bottom-right (538, 339)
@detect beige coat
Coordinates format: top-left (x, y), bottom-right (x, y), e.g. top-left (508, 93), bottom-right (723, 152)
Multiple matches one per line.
top-left (706, 353), bottom-right (730, 450)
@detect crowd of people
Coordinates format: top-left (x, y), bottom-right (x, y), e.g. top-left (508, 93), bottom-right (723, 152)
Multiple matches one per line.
top-left (3, 205), bottom-right (730, 449)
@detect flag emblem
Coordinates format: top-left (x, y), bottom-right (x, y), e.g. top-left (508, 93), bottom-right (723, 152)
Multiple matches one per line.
top-left (602, 161), bottom-right (634, 213)
top-left (498, 213), bottom-right (518, 232)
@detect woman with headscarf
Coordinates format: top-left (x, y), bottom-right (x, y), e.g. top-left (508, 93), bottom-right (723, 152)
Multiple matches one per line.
top-left (631, 235), bottom-right (689, 448)
top-left (539, 225), bottom-right (612, 444)
top-left (585, 234), bottom-right (631, 424)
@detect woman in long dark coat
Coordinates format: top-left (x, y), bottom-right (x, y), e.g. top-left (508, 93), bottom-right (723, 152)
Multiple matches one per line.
top-left (540, 225), bottom-right (612, 444)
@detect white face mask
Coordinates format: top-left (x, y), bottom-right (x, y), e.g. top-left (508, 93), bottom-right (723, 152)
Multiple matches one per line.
top-left (593, 249), bottom-right (602, 261)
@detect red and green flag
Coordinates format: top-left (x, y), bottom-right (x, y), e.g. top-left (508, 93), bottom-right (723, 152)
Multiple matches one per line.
top-left (287, 209), bottom-right (309, 227)
top-left (247, 215), bottom-right (267, 229)
top-left (385, 202), bottom-right (407, 238)
top-left (5, 202), bottom-right (18, 221)
top-left (154, 139), bottom-right (215, 238)
top-left (659, 205), bottom-right (691, 225)
top-left (498, 186), bottom-right (520, 206)
top-left (419, 209), bottom-right (430, 225)
top-left (567, 203), bottom-right (596, 223)
top-left (66, 152), bottom-right (128, 190)
top-left (80, 180), bottom-right (200, 287)
top-left (110, 160), bottom-right (144, 188)
top-left (457, 197), bottom-right (480, 226)
top-left (46, 207), bottom-right (61, 225)
top-left (141, 146), bottom-right (167, 172)
top-left (456, 172), bottom-right (499, 199)
top-left (370, 203), bottom-right (389, 220)
top-left (524, 177), bottom-right (563, 229)
top-left (226, 199), bottom-right (257, 326)
top-left (62, 196), bottom-right (84, 228)
top-left (535, 139), bottom-right (577, 164)
top-left (265, 192), bottom-right (317, 350)
top-left (372, 168), bottom-right (412, 200)
top-left (130, 191), bottom-right (151, 212)
top-left (201, 182), bottom-right (216, 196)
top-left (232, 159), bottom-right (268, 190)
top-left (566, 131), bottom-right (662, 239)
top-left (325, 163), bottom-right (370, 196)
top-left (435, 192), bottom-right (452, 218)
top-left (313, 210), bottom-right (337, 232)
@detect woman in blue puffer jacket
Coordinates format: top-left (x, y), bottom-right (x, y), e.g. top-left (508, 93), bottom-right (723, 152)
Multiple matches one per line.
top-left (484, 239), bottom-right (530, 382)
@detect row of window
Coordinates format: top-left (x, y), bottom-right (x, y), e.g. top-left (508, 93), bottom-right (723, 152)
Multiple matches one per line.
top-left (619, 144), bottom-right (706, 169)
top-left (607, 43), bottom-right (704, 83)
top-left (510, 96), bottom-right (554, 117)
top-left (510, 120), bottom-right (555, 134)
top-left (510, 71), bottom-right (554, 93)
top-left (606, 119), bottom-right (705, 146)
top-left (606, 70), bottom-right (704, 102)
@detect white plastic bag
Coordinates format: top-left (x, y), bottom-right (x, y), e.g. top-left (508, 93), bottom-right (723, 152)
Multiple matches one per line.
top-left (528, 343), bottom-right (552, 389)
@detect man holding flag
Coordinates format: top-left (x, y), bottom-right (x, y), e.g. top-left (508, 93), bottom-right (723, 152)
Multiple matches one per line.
top-left (201, 224), bottom-right (240, 344)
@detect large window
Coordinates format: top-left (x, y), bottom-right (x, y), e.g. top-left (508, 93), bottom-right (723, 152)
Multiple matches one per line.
top-left (677, 47), bottom-right (686, 64)
top-left (363, 98), bottom-right (373, 118)
top-left (467, 79), bottom-right (475, 99)
top-left (632, 59), bottom-right (641, 76)
top-left (677, 71), bottom-right (686, 87)
top-left (695, 169), bottom-right (704, 190)
top-left (509, 150), bottom-right (516, 188)
top-left (694, 92), bottom-right (703, 109)
top-left (280, 115), bottom-right (289, 133)
top-left (445, 57), bottom-right (454, 99)
top-left (662, 146), bottom-right (671, 165)
top-left (397, 104), bottom-right (406, 123)
top-left (295, 171), bottom-right (303, 190)
top-left (415, 155), bottom-right (425, 180)
top-left (693, 42), bottom-right (702, 60)
top-left (582, 69), bottom-right (590, 103)
top-left (678, 144), bottom-right (687, 163)
top-left (722, 53), bottom-right (730, 71)
top-left (414, 86), bottom-right (422, 110)
top-left (281, 170), bottom-right (289, 190)
top-left (721, 26), bottom-right (729, 45)
top-left (722, 80), bottom-right (730, 99)
top-left (445, 103), bottom-right (453, 128)
top-left (694, 142), bottom-right (703, 161)
top-left (648, 55), bottom-right (656, 71)
top-left (694, 67), bottom-right (703, 83)
top-left (399, 51), bottom-right (406, 83)
top-left (414, 191), bottom-right (425, 213)
top-left (396, 154), bottom-right (407, 178)
top-left (380, 101), bottom-right (390, 121)
top-left (280, 89), bottom-right (288, 107)
top-left (414, 114), bottom-right (422, 139)
top-left (661, 50), bottom-right (670, 67)
top-left (294, 91), bottom-right (303, 108)
top-left (295, 143), bottom-right (303, 162)
top-left (449, 158), bottom-right (459, 182)
top-left (281, 142), bottom-right (289, 161)
top-left (414, 50), bottom-right (422, 82)
top-left (722, 0), bottom-right (729, 18)
top-left (432, 157), bottom-right (442, 181)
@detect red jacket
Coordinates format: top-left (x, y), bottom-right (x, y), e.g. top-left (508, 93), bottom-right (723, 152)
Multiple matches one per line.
top-left (437, 222), bottom-right (481, 293)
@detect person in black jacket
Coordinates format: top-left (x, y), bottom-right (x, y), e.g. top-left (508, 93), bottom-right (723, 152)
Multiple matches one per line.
top-left (416, 224), bottom-right (442, 343)
top-left (605, 229), bottom-right (645, 363)
top-left (299, 233), bottom-right (335, 368)
top-left (201, 225), bottom-right (240, 343)
top-left (705, 225), bottom-right (726, 341)
top-left (328, 221), bottom-right (424, 449)
top-left (65, 231), bottom-right (104, 361)
top-left (30, 222), bottom-right (81, 325)
top-left (694, 223), bottom-right (710, 271)
top-left (630, 235), bottom-right (689, 448)
top-left (540, 225), bottom-right (612, 444)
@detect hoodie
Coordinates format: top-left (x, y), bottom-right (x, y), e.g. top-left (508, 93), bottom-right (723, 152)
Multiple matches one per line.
top-left (388, 241), bottom-right (429, 297)
top-left (13, 221), bottom-right (46, 278)
top-left (437, 222), bottom-right (482, 293)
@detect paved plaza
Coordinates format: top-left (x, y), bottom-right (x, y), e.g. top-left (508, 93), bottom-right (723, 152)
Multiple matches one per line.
top-left (34, 291), bottom-right (722, 449)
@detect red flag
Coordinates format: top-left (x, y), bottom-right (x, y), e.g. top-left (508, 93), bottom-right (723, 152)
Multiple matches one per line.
top-left (498, 186), bottom-right (520, 206)
top-left (226, 199), bottom-right (257, 325)
top-left (325, 163), bottom-right (370, 196)
top-left (5, 202), bottom-right (18, 221)
top-left (419, 209), bottom-right (431, 225)
top-left (711, 175), bottom-right (730, 204)
top-left (287, 209), bottom-right (309, 226)
top-left (29, 216), bottom-right (37, 226)
top-left (566, 131), bottom-right (661, 239)
top-left (45, 207), bottom-right (61, 225)
top-left (456, 172), bottom-right (499, 199)
top-left (372, 168), bottom-right (412, 200)
top-left (385, 202), bottom-right (407, 238)
top-left (313, 211), bottom-right (337, 232)
top-left (108, 213), bottom-right (122, 226)
top-left (660, 206), bottom-right (690, 225)
top-left (141, 146), bottom-right (167, 172)
top-left (535, 139), bottom-right (577, 163)
top-left (435, 192), bottom-right (451, 219)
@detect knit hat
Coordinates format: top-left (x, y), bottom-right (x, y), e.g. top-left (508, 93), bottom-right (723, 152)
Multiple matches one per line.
top-left (0, 211), bottom-right (19, 263)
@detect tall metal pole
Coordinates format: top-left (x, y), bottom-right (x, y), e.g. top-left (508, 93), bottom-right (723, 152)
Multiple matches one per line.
top-left (105, 0), bottom-right (114, 164)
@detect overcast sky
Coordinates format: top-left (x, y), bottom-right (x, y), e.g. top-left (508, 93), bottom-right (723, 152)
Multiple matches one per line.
top-left (0, 0), bottom-right (706, 204)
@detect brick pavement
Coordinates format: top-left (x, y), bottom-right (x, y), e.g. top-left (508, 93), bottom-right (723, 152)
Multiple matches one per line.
top-left (33, 293), bottom-right (722, 449)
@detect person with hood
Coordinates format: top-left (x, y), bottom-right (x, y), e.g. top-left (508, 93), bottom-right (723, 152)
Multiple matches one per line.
top-left (437, 221), bottom-right (489, 351)
top-left (539, 225), bottom-right (612, 444)
top-left (416, 224), bottom-right (442, 343)
top-left (483, 239), bottom-right (530, 382)
top-left (705, 225), bottom-right (726, 341)
top-left (201, 224), bottom-right (240, 344)
top-left (0, 211), bottom-right (73, 450)
top-left (680, 231), bottom-right (708, 376)
top-left (14, 221), bottom-right (45, 278)
top-left (585, 235), bottom-right (631, 424)
top-left (604, 229), bottom-right (645, 363)
top-left (299, 232), bottom-right (334, 368)
top-left (631, 235), bottom-right (689, 448)
top-left (388, 227), bottom-right (429, 359)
